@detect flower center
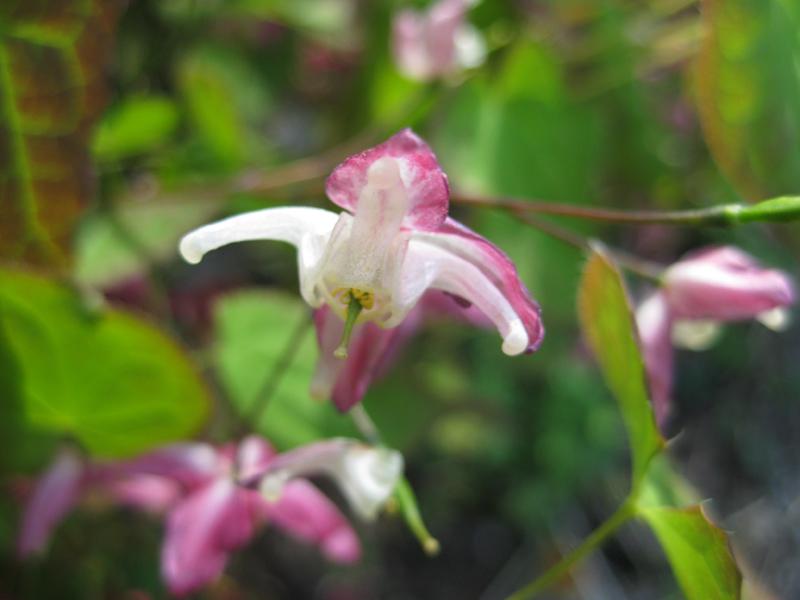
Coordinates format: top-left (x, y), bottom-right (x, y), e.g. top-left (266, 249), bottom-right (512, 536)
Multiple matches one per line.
top-left (333, 289), bottom-right (373, 359)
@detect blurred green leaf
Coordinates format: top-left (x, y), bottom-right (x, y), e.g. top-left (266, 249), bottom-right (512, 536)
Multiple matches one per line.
top-left (178, 45), bottom-right (273, 169)
top-left (213, 290), bottom-right (356, 449)
top-left (577, 247), bottom-right (663, 486)
top-left (92, 95), bottom-right (179, 161)
top-left (641, 505), bottom-right (742, 600)
top-left (694, 0), bottom-right (800, 199)
top-left (0, 0), bottom-right (121, 265)
top-left (0, 312), bottom-right (56, 474)
top-left (74, 198), bottom-right (220, 286)
top-left (227, 0), bottom-right (356, 44)
top-left (0, 268), bottom-right (210, 458)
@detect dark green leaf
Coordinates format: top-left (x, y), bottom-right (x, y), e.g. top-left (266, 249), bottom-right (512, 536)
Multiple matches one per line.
top-left (577, 247), bottom-right (663, 485)
top-left (0, 268), bottom-right (211, 458)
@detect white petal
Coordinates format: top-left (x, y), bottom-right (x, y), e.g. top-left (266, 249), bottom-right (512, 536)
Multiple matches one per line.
top-left (671, 319), bottom-right (722, 351)
top-left (178, 207), bottom-right (338, 264)
top-left (757, 306), bottom-right (792, 331)
top-left (256, 439), bottom-right (403, 521)
top-left (453, 24), bottom-right (486, 70)
top-left (400, 238), bottom-right (529, 355)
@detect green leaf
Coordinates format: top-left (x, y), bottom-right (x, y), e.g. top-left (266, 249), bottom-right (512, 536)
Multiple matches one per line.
top-left (92, 95), bottom-right (179, 161)
top-left (641, 505), bottom-right (742, 600)
top-left (177, 45), bottom-right (273, 169)
top-left (0, 268), bottom-right (211, 458)
top-left (74, 197), bottom-right (221, 286)
top-left (694, 0), bottom-right (800, 199)
top-left (577, 247), bottom-right (664, 485)
top-left (0, 0), bottom-right (121, 265)
top-left (213, 290), bottom-right (356, 449)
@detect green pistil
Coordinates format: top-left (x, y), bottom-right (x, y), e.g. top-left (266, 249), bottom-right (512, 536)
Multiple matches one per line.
top-left (334, 293), bottom-right (364, 359)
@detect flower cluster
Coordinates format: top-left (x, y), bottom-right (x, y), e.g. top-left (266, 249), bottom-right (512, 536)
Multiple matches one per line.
top-left (19, 437), bottom-right (402, 596)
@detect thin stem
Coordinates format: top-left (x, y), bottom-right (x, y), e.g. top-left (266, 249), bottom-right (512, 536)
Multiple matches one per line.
top-left (453, 192), bottom-right (734, 227)
top-left (507, 500), bottom-right (636, 600)
top-left (246, 310), bottom-right (312, 428)
top-left (350, 404), bottom-right (382, 446)
top-left (500, 207), bottom-right (664, 282)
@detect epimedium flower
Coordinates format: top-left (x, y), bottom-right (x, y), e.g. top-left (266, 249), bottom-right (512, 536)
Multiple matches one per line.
top-left (636, 246), bottom-right (795, 425)
top-left (180, 129), bottom-right (543, 376)
top-left (391, 0), bottom-right (486, 82)
top-left (19, 437), bottom-right (404, 596)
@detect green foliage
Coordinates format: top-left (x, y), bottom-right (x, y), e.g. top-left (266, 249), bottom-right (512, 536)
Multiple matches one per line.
top-left (695, 0), bottom-right (800, 199)
top-left (177, 45), bottom-right (273, 169)
top-left (213, 290), bottom-right (356, 449)
top-left (577, 247), bottom-right (664, 485)
top-left (641, 506), bottom-right (742, 600)
top-left (0, 0), bottom-right (120, 265)
top-left (74, 198), bottom-right (220, 286)
top-left (578, 250), bottom-right (741, 599)
top-left (92, 95), bottom-right (179, 161)
top-left (0, 268), bottom-right (210, 458)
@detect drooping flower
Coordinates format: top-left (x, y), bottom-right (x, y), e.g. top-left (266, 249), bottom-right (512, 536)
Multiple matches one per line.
top-left (636, 246), bottom-right (795, 425)
top-left (180, 130), bottom-right (543, 389)
top-left (19, 437), bottom-right (403, 596)
top-left (391, 0), bottom-right (486, 82)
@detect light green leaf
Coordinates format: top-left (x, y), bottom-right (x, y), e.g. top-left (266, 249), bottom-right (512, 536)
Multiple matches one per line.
top-left (92, 95), bottom-right (180, 161)
top-left (213, 290), bottom-right (356, 449)
top-left (74, 197), bottom-right (221, 286)
top-left (0, 268), bottom-right (211, 458)
top-left (0, 0), bottom-right (121, 265)
top-left (577, 247), bottom-right (664, 485)
top-left (641, 505), bottom-right (742, 600)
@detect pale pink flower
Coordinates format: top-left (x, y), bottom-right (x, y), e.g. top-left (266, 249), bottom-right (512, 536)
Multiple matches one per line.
top-left (180, 130), bottom-right (543, 386)
top-left (19, 437), bottom-right (402, 596)
top-left (636, 246), bottom-right (794, 425)
top-left (392, 0), bottom-right (486, 81)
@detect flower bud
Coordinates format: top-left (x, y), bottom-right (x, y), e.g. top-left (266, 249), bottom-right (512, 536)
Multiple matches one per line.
top-left (662, 246), bottom-right (794, 321)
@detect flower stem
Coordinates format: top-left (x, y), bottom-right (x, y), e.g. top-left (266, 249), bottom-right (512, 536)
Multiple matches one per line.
top-left (507, 500), bottom-right (636, 600)
top-left (452, 192), bottom-right (800, 227)
top-left (502, 210), bottom-right (664, 283)
top-left (246, 311), bottom-right (312, 428)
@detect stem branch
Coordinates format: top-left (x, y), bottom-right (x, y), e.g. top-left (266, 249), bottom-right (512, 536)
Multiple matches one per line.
top-left (246, 311), bottom-right (312, 428)
top-left (507, 500), bottom-right (636, 600)
top-left (453, 192), bottom-right (734, 226)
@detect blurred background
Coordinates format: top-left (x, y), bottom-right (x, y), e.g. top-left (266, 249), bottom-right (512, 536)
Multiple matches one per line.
top-left (1, 0), bottom-right (799, 598)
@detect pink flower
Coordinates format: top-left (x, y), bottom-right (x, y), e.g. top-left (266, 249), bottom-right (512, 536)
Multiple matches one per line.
top-left (180, 130), bottom-right (543, 385)
top-left (636, 246), bottom-right (795, 425)
top-left (392, 0), bottom-right (486, 81)
top-left (19, 437), bottom-right (403, 596)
